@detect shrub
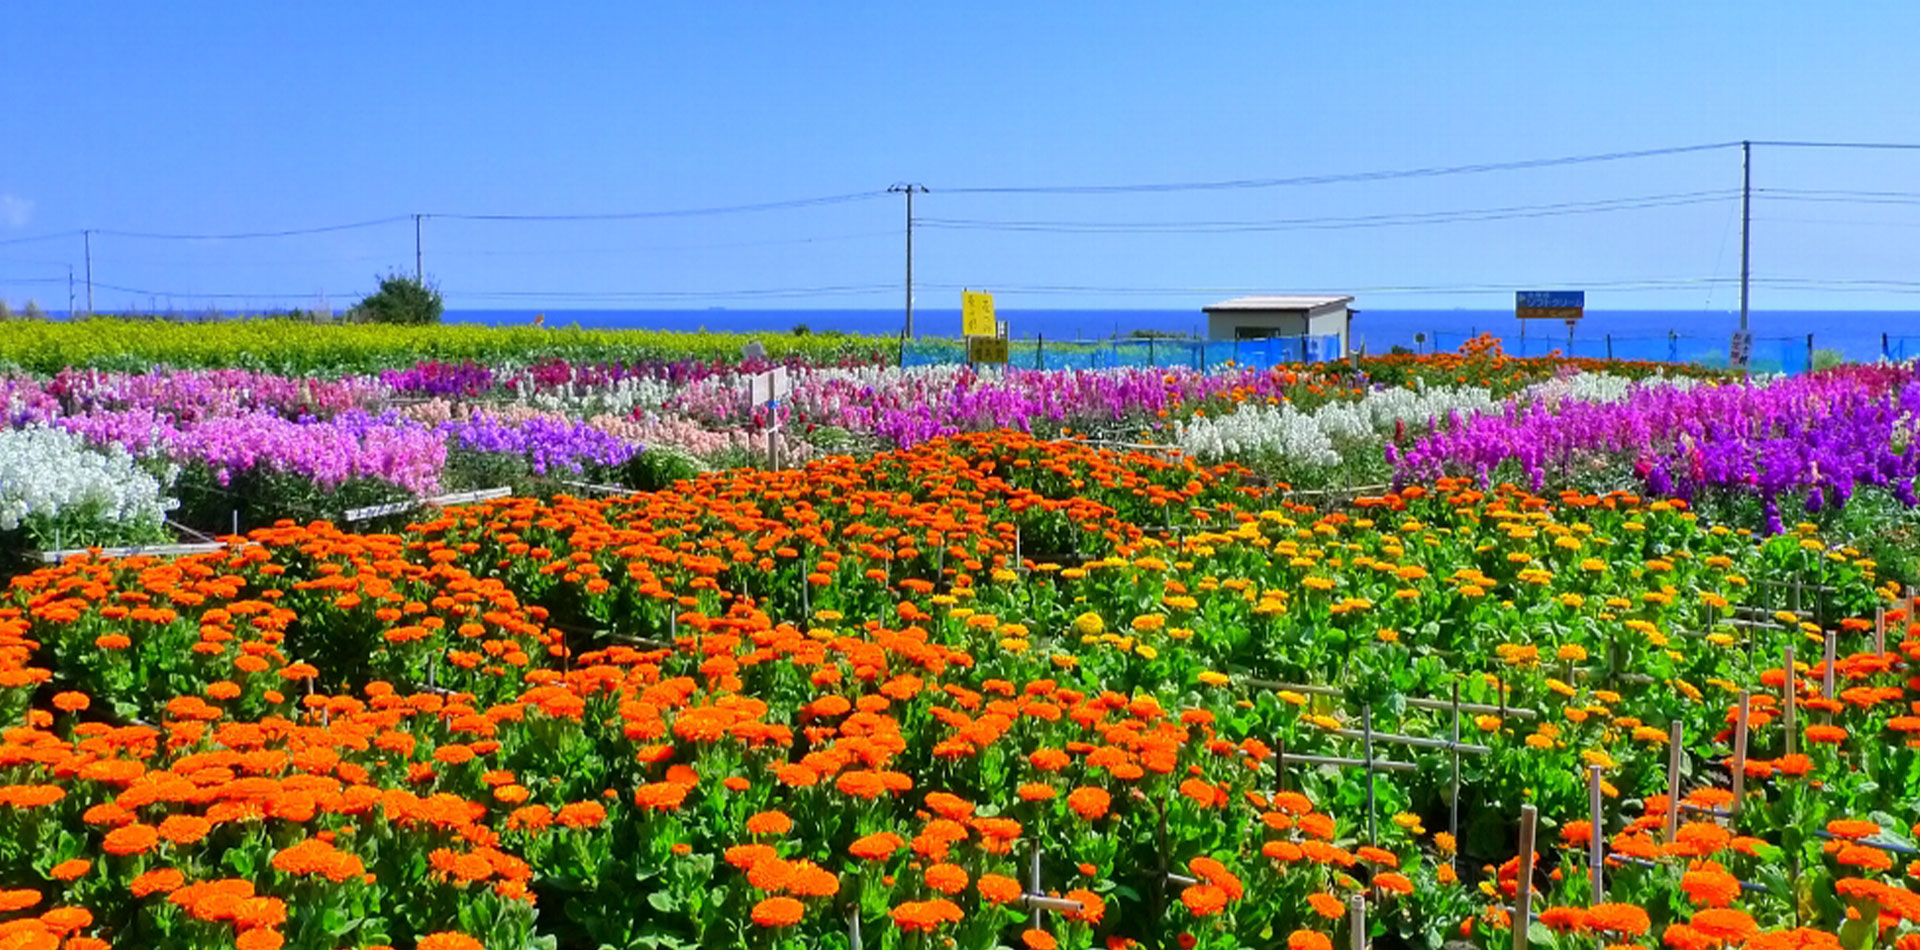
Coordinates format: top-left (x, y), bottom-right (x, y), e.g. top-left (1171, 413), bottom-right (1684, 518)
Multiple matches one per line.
top-left (350, 273), bottom-right (444, 325)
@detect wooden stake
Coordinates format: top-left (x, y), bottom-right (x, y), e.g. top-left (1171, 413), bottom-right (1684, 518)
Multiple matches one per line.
top-left (1514, 804), bottom-right (1538, 950)
top-left (1875, 605), bottom-right (1887, 656)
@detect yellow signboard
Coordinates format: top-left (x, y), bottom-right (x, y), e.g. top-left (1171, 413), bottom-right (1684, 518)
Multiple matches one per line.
top-left (962, 291), bottom-right (996, 337)
top-left (968, 336), bottom-right (1009, 364)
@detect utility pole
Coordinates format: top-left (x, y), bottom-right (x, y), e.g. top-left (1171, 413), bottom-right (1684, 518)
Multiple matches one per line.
top-left (1739, 140), bottom-right (1751, 333)
top-left (83, 230), bottom-right (93, 316)
top-left (413, 214), bottom-right (424, 281)
top-left (67, 267), bottom-right (74, 317)
top-left (887, 183), bottom-right (927, 338)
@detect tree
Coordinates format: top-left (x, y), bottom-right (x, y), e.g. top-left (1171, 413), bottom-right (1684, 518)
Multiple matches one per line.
top-left (349, 273), bottom-right (443, 325)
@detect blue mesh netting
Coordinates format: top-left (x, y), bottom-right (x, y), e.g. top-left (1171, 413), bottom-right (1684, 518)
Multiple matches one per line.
top-left (899, 335), bottom-right (1345, 371)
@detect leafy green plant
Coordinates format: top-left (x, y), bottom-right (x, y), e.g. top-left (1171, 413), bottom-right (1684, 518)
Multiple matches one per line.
top-left (349, 272), bottom-right (444, 326)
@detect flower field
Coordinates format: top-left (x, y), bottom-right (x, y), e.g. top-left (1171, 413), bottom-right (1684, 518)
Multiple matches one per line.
top-left (7, 427), bottom-right (1920, 950)
top-left (1, 333), bottom-right (1742, 556)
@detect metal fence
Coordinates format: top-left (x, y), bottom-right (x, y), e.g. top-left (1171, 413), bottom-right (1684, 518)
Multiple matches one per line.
top-left (1429, 331), bottom-right (1820, 375)
top-left (901, 334), bottom-right (1345, 371)
top-left (892, 330), bottom-right (1920, 375)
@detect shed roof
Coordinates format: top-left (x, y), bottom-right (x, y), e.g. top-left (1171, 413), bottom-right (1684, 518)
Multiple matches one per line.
top-left (1202, 295), bottom-right (1353, 313)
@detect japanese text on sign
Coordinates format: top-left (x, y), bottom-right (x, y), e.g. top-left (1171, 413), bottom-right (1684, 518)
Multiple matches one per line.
top-left (962, 291), bottom-right (997, 337)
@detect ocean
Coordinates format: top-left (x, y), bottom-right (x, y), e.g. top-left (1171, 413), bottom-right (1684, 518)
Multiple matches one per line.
top-left (443, 308), bottom-right (1920, 364)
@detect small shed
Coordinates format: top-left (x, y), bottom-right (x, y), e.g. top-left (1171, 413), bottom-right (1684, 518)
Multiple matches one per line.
top-left (1202, 295), bottom-right (1355, 358)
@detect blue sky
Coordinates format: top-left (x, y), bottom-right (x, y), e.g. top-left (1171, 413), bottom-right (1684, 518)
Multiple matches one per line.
top-left (4, 2), bottom-right (1920, 314)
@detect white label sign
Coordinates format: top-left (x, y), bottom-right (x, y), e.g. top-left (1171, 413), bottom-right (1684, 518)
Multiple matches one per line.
top-left (1729, 331), bottom-right (1753, 369)
top-left (749, 366), bottom-right (791, 405)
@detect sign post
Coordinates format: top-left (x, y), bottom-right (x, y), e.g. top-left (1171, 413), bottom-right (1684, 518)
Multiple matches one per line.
top-left (1729, 331), bottom-right (1753, 371)
top-left (748, 366), bottom-right (793, 469)
top-left (963, 290), bottom-right (1007, 366)
top-left (1517, 291), bottom-right (1584, 358)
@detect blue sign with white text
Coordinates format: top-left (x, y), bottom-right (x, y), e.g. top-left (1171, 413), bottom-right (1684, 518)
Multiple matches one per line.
top-left (1516, 291), bottom-right (1585, 309)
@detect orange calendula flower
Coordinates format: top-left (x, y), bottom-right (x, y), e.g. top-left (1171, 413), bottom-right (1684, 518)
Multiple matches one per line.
top-left (751, 896), bottom-right (804, 927)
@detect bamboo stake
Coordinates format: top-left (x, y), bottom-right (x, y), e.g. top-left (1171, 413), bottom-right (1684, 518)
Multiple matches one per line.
top-left (1730, 691), bottom-right (1751, 813)
top-left (1663, 721), bottom-right (1683, 843)
top-left (1783, 646), bottom-right (1797, 757)
top-left (1350, 894), bottom-right (1368, 950)
top-left (1362, 706), bottom-right (1379, 845)
top-left (1588, 765), bottom-right (1605, 903)
top-left (1514, 805), bottom-right (1538, 950)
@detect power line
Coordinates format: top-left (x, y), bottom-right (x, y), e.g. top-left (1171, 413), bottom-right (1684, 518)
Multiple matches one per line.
top-left (426, 191), bottom-right (886, 222)
top-left (0, 230), bottom-right (85, 247)
top-left (1749, 140), bottom-right (1920, 151)
top-left (937, 142), bottom-right (1740, 195)
top-left (94, 217), bottom-right (412, 241)
top-left (919, 190), bottom-right (1739, 234)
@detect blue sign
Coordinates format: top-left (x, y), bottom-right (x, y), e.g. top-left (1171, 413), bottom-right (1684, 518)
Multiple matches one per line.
top-left (1516, 291), bottom-right (1585, 309)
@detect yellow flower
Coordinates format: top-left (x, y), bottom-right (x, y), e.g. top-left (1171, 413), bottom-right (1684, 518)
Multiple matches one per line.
top-left (1308, 714), bottom-right (1343, 731)
top-left (1581, 750), bottom-right (1615, 769)
top-left (815, 609), bottom-right (845, 622)
top-left (1395, 565), bottom-right (1429, 581)
top-left (1134, 645), bottom-right (1159, 661)
top-left (991, 568), bottom-right (1019, 583)
top-left (1580, 558), bottom-right (1607, 572)
top-left (1434, 832), bottom-right (1457, 856)
top-left (999, 638), bottom-right (1030, 653)
top-left (1072, 612), bottom-right (1105, 637)
top-left (1376, 628), bottom-right (1401, 643)
top-left (1277, 690), bottom-right (1308, 706)
top-left (1198, 671), bottom-right (1230, 687)
top-left (1392, 812), bottom-right (1425, 834)
top-left (1303, 576), bottom-right (1335, 591)
top-left (1475, 715), bottom-right (1502, 732)
top-left (1554, 536), bottom-right (1583, 551)
top-left (1557, 593), bottom-right (1585, 609)
top-left (998, 623), bottom-right (1029, 638)
top-left (1460, 584), bottom-right (1486, 598)
top-left (1130, 614), bottom-right (1165, 632)
top-left (1556, 644), bottom-right (1588, 662)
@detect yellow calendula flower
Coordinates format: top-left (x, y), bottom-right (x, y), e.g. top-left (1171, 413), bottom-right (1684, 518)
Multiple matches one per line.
top-left (1554, 536), bottom-right (1583, 551)
top-left (1526, 734), bottom-right (1553, 749)
top-left (1593, 690), bottom-right (1622, 705)
top-left (1073, 612), bottom-right (1105, 636)
top-left (1460, 584), bottom-right (1487, 598)
top-left (1546, 678), bottom-right (1577, 697)
top-left (1558, 593), bottom-right (1585, 609)
top-left (1061, 568), bottom-right (1086, 580)
top-left (1308, 714), bottom-right (1344, 731)
top-left (815, 609), bottom-right (845, 622)
top-left (991, 568), bottom-right (1019, 583)
top-left (1376, 628), bottom-right (1401, 643)
top-left (1134, 645), bottom-right (1159, 661)
top-left (1582, 750), bottom-right (1615, 769)
top-left (1507, 552), bottom-right (1533, 564)
top-left (998, 623), bottom-right (1029, 638)
top-left (1393, 812), bottom-right (1426, 834)
top-left (951, 607), bottom-right (976, 621)
top-left (1580, 558), bottom-right (1607, 573)
top-left (1168, 626), bottom-right (1194, 640)
top-left (1130, 614), bottom-right (1165, 633)
top-left (1475, 715), bottom-right (1502, 732)
top-left (928, 595), bottom-right (957, 607)
top-left (999, 638), bottom-right (1030, 654)
top-left (1162, 594), bottom-right (1199, 611)
top-left (1198, 671), bottom-right (1231, 687)
top-left (1302, 576), bottom-right (1335, 591)
top-left (1277, 690), bottom-right (1308, 706)
top-left (1395, 565), bottom-right (1429, 581)
top-left (1556, 644), bottom-right (1588, 662)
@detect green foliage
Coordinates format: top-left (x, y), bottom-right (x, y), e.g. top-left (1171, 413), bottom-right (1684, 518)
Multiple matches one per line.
top-left (1811, 348), bottom-right (1847, 371)
top-left (0, 318), bottom-right (898, 374)
top-left (350, 273), bottom-right (444, 325)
